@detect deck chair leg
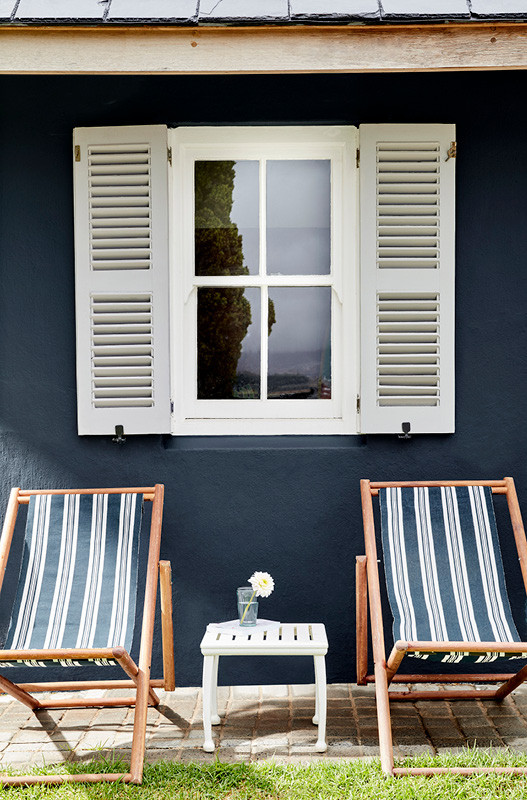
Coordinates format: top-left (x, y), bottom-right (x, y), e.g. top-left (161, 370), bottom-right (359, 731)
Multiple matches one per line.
top-left (0, 673), bottom-right (41, 710)
top-left (127, 482), bottom-right (165, 784)
top-left (129, 667), bottom-right (151, 784)
top-left (494, 663), bottom-right (527, 701)
top-left (374, 661), bottom-right (394, 776)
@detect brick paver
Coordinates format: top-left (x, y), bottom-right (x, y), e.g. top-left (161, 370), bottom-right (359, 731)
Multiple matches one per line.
top-left (0, 683), bottom-right (526, 768)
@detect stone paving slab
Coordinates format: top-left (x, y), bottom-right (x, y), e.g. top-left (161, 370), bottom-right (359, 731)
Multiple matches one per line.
top-left (0, 683), bottom-right (526, 768)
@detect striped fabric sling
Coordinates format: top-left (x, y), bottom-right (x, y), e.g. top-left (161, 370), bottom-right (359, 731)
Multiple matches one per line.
top-left (379, 485), bottom-right (524, 663)
top-left (0, 492), bottom-right (143, 667)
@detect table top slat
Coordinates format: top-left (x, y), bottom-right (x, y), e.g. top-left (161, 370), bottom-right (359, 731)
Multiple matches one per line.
top-left (263, 627), bottom-right (281, 645)
top-left (281, 626), bottom-right (296, 645)
top-left (297, 624), bottom-right (312, 645)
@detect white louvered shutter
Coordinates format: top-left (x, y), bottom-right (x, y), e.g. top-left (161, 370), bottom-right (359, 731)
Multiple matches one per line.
top-left (73, 125), bottom-right (171, 435)
top-left (359, 124), bottom-right (455, 434)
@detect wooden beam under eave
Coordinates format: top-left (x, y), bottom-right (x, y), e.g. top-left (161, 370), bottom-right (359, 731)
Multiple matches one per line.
top-left (0, 23), bottom-right (526, 75)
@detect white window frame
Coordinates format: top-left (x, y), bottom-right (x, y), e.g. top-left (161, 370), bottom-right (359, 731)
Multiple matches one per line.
top-left (169, 126), bottom-right (359, 436)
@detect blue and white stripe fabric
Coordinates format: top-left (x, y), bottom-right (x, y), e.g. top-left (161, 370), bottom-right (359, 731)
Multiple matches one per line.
top-left (379, 486), bottom-right (523, 662)
top-left (1, 493), bottom-right (143, 667)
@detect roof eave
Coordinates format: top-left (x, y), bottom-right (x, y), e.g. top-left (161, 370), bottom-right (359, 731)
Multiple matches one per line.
top-left (0, 21), bottom-right (525, 75)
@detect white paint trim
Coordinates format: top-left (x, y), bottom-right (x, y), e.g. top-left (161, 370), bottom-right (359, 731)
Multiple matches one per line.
top-left (169, 125), bottom-right (358, 436)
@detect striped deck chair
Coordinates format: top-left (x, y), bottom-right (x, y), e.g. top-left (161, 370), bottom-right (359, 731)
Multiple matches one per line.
top-left (357, 478), bottom-right (527, 777)
top-left (0, 485), bottom-right (174, 787)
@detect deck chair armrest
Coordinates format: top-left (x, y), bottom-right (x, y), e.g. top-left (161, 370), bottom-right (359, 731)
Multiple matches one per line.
top-left (356, 556), bottom-right (368, 684)
top-left (159, 560), bottom-right (175, 691)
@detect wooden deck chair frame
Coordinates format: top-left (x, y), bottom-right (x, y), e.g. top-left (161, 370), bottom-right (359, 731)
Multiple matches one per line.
top-left (357, 477), bottom-right (527, 777)
top-left (0, 484), bottom-right (175, 787)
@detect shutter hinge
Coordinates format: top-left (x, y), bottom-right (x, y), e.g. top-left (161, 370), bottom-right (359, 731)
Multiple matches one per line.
top-left (356, 148), bottom-right (360, 168)
top-left (74, 145), bottom-right (81, 163)
top-left (356, 395), bottom-right (361, 413)
top-left (170, 400), bottom-right (174, 414)
top-left (445, 141), bottom-right (457, 161)
top-left (167, 146), bottom-right (172, 166)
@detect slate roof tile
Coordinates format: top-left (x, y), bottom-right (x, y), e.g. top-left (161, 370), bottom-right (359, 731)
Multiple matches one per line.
top-left (380, 0), bottom-right (470, 18)
top-left (4, 0), bottom-right (527, 25)
top-left (199, 0), bottom-right (289, 22)
top-left (15, 0), bottom-right (107, 20)
top-left (108, 0), bottom-right (198, 22)
top-left (0, 0), bottom-right (13, 20)
top-left (471, 0), bottom-right (527, 16)
top-left (290, 0), bottom-right (380, 19)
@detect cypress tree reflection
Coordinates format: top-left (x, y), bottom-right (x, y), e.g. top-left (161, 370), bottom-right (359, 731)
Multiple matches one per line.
top-left (195, 161), bottom-right (253, 399)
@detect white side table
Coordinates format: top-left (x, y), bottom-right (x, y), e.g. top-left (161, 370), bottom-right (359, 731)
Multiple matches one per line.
top-left (200, 622), bottom-right (328, 753)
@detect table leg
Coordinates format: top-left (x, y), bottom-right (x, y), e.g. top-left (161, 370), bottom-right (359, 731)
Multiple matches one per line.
top-left (313, 655), bottom-right (327, 752)
top-left (211, 655), bottom-right (221, 725)
top-left (202, 655), bottom-right (215, 752)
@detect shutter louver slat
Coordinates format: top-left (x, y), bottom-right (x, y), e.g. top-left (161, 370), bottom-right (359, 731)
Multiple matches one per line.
top-left (74, 125), bottom-right (171, 435)
top-left (92, 217), bottom-right (150, 226)
top-left (360, 124), bottom-right (455, 434)
top-left (93, 237), bottom-right (151, 245)
top-left (92, 198), bottom-right (150, 208)
top-left (91, 185), bottom-right (150, 195)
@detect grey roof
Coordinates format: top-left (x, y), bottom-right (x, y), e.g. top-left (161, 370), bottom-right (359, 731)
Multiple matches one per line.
top-left (2, 0), bottom-right (526, 24)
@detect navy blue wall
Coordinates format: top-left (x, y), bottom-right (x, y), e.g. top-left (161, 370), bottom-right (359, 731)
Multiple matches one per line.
top-left (0, 72), bottom-right (526, 686)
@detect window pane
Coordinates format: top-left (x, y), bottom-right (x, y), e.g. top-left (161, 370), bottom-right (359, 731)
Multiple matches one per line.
top-left (267, 288), bottom-right (331, 399)
top-left (195, 160), bottom-right (259, 276)
top-left (267, 160), bottom-right (330, 275)
top-left (197, 288), bottom-right (260, 399)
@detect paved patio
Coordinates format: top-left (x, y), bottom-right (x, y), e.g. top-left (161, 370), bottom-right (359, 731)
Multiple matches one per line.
top-left (1, 683), bottom-right (527, 769)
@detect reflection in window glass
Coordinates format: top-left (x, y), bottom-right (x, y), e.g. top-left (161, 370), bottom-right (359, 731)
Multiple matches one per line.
top-left (197, 288), bottom-right (260, 399)
top-left (267, 160), bottom-right (330, 275)
top-left (267, 288), bottom-right (331, 399)
top-left (195, 160), bottom-right (259, 276)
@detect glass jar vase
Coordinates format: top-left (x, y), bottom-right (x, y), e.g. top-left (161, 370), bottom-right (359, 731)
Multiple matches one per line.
top-left (237, 586), bottom-right (258, 626)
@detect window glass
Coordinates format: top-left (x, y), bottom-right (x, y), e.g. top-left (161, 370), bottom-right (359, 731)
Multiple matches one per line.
top-left (197, 287), bottom-right (260, 399)
top-left (266, 160), bottom-right (331, 275)
top-left (195, 160), bottom-right (259, 276)
top-left (267, 287), bottom-right (331, 399)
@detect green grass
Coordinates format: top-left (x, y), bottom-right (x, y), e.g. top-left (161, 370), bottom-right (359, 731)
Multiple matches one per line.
top-left (3, 752), bottom-right (527, 799)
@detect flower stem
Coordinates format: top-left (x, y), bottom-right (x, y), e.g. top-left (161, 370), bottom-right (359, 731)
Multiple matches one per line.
top-left (239, 589), bottom-right (256, 625)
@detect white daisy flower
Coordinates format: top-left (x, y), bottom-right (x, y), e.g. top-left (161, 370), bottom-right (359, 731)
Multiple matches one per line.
top-left (248, 571), bottom-right (275, 598)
